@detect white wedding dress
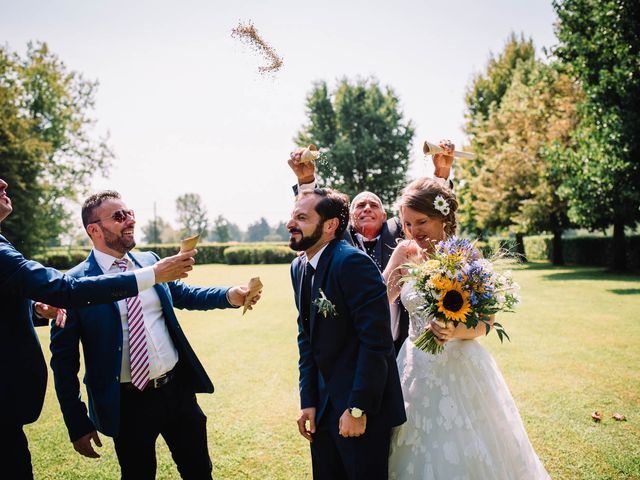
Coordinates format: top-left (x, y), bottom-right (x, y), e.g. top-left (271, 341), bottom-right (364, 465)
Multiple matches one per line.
top-left (388, 282), bottom-right (550, 480)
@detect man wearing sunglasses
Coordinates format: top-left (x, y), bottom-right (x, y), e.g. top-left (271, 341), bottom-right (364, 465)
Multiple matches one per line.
top-left (0, 178), bottom-right (196, 479)
top-left (50, 190), bottom-right (259, 479)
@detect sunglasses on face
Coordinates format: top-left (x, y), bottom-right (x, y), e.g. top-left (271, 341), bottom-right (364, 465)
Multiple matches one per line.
top-left (91, 209), bottom-right (135, 224)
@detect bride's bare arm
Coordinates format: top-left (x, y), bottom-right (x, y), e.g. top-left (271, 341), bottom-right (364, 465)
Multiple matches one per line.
top-left (383, 240), bottom-right (420, 303)
top-left (453, 315), bottom-right (494, 340)
top-left (429, 315), bottom-right (495, 342)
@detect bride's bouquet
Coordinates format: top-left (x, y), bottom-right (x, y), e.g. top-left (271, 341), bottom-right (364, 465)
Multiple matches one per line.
top-left (402, 237), bottom-right (520, 355)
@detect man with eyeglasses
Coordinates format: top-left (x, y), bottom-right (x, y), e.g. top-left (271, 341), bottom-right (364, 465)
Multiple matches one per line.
top-left (50, 190), bottom-right (260, 479)
top-left (0, 178), bottom-right (196, 479)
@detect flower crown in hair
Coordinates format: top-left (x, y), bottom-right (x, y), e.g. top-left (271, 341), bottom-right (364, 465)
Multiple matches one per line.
top-left (433, 195), bottom-right (450, 216)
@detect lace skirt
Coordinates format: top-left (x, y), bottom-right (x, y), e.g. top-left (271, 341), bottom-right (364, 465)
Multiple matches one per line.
top-left (388, 338), bottom-right (550, 480)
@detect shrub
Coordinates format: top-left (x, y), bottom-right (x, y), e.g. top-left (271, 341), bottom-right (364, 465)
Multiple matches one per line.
top-left (33, 250), bottom-right (90, 270)
top-left (523, 235), bottom-right (552, 261)
top-left (487, 236), bottom-right (518, 255)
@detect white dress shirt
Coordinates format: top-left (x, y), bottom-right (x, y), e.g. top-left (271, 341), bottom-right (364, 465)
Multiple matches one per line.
top-left (305, 242), bottom-right (329, 283)
top-left (93, 249), bottom-right (179, 382)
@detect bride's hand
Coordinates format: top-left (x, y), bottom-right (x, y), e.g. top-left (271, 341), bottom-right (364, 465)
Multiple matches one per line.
top-left (390, 240), bottom-right (421, 266)
top-left (427, 319), bottom-right (456, 344)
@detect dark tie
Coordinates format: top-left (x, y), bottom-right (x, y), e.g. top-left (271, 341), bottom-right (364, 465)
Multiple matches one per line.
top-left (363, 239), bottom-right (382, 271)
top-left (363, 239), bottom-right (377, 257)
top-left (300, 262), bottom-right (315, 325)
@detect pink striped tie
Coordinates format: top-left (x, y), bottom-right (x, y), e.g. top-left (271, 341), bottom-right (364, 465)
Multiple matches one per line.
top-left (115, 259), bottom-right (149, 391)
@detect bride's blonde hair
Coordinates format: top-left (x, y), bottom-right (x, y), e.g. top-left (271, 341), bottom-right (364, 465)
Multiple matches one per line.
top-left (398, 177), bottom-right (458, 238)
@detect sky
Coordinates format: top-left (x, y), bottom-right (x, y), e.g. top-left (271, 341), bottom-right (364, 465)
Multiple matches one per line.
top-left (1, 0), bottom-right (559, 233)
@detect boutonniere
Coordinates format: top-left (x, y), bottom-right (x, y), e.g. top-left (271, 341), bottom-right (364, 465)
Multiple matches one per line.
top-left (312, 289), bottom-right (337, 318)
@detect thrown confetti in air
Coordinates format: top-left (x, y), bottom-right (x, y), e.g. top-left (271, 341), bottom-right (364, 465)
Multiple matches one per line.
top-left (231, 20), bottom-right (284, 74)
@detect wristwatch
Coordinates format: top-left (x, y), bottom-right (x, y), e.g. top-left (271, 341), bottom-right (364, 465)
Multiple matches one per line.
top-left (349, 407), bottom-right (364, 418)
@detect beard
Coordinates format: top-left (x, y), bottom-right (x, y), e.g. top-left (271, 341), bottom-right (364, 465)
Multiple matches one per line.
top-left (289, 221), bottom-right (324, 252)
top-left (100, 224), bottom-right (136, 255)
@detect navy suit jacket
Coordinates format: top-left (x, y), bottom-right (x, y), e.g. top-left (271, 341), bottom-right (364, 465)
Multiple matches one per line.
top-left (0, 234), bottom-right (138, 427)
top-left (50, 250), bottom-right (234, 441)
top-left (291, 238), bottom-right (405, 429)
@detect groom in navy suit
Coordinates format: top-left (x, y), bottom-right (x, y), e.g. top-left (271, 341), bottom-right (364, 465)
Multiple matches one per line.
top-left (50, 190), bottom-right (259, 480)
top-left (0, 178), bottom-right (195, 479)
top-left (288, 187), bottom-right (405, 479)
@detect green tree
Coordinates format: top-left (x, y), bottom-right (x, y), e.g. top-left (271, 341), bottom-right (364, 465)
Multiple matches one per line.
top-left (141, 216), bottom-right (170, 244)
top-left (211, 214), bottom-right (231, 243)
top-left (465, 58), bottom-right (582, 264)
top-left (0, 42), bottom-right (112, 256)
top-left (273, 221), bottom-right (289, 241)
top-left (246, 217), bottom-right (271, 242)
top-left (227, 222), bottom-right (244, 242)
top-left (458, 33), bottom-right (537, 238)
top-left (553, 0), bottom-right (640, 270)
top-left (175, 193), bottom-right (208, 238)
top-left (295, 77), bottom-right (414, 207)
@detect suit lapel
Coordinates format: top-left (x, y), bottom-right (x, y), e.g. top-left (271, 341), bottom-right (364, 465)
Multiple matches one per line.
top-left (308, 239), bottom-right (339, 340)
top-left (85, 251), bottom-right (120, 319)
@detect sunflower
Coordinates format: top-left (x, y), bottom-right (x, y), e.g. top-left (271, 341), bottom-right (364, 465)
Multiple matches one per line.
top-left (436, 278), bottom-right (471, 323)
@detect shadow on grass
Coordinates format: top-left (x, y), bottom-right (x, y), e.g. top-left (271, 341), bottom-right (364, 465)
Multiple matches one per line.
top-left (608, 288), bottom-right (640, 295)
top-left (516, 262), bottom-right (640, 282)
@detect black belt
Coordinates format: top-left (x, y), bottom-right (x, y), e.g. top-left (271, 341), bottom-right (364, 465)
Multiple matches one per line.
top-left (121, 369), bottom-right (175, 391)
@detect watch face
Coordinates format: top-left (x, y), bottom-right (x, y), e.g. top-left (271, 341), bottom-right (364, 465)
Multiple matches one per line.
top-left (350, 407), bottom-right (363, 418)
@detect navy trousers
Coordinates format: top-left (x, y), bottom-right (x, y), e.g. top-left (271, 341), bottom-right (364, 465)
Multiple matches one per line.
top-left (310, 401), bottom-right (391, 480)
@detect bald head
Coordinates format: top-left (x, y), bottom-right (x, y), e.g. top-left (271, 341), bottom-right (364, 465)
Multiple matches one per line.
top-left (350, 191), bottom-right (387, 240)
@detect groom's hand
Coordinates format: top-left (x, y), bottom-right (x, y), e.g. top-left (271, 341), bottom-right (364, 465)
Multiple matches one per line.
top-left (339, 409), bottom-right (367, 438)
top-left (297, 407), bottom-right (316, 442)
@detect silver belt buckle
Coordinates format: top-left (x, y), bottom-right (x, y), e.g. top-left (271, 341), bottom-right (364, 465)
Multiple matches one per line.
top-left (151, 372), bottom-right (170, 388)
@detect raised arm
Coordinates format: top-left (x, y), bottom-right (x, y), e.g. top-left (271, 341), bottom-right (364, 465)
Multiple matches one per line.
top-left (288, 147), bottom-right (317, 196)
top-left (432, 139), bottom-right (455, 181)
top-left (382, 240), bottom-right (421, 303)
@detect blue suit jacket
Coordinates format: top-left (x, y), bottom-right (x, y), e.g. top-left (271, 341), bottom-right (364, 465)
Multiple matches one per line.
top-left (291, 238), bottom-right (405, 429)
top-left (0, 234), bottom-right (139, 427)
top-left (50, 250), bottom-right (234, 440)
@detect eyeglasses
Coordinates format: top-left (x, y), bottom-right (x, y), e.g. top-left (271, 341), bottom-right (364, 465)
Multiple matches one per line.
top-left (90, 209), bottom-right (135, 224)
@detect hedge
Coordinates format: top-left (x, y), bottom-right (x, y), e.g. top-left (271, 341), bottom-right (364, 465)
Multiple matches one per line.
top-left (34, 243), bottom-right (295, 269)
top-left (561, 235), bottom-right (640, 269)
top-left (34, 236), bottom-right (640, 269)
top-left (137, 243), bottom-right (229, 264)
top-left (490, 234), bottom-right (640, 269)
top-left (223, 245), bottom-right (296, 265)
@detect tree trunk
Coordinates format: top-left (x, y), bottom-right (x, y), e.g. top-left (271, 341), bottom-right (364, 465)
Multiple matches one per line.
top-left (552, 229), bottom-right (564, 265)
top-left (515, 232), bottom-right (527, 262)
top-left (612, 219), bottom-right (627, 271)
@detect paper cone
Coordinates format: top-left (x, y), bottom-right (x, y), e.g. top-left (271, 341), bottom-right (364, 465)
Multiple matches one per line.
top-left (243, 277), bottom-right (263, 314)
top-left (423, 141), bottom-right (475, 160)
top-left (180, 234), bottom-right (200, 253)
top-left (299, 144), bottom-right (320, 164)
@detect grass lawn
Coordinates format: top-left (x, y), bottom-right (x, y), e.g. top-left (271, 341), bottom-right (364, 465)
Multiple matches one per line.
top-left (27, 262), bottom-right (640, 479)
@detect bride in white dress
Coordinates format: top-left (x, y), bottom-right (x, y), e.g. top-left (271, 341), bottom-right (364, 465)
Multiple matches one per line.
top-left (383, 177), bottom-right (550, 480)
